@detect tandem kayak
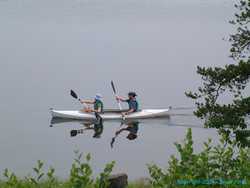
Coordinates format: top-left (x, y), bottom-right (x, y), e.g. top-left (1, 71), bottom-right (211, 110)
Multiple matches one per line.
top-left (50, 108), bottom-right (170, 120)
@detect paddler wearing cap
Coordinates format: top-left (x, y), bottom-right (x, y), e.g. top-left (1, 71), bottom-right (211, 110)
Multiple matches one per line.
top-left (116, 92), bottom-right (139, 116)
top-left (80, 94), bottom-right (104, 113)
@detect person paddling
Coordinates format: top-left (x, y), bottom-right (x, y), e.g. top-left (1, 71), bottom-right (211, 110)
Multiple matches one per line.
top-left (80, 94), bottom-right (104, 113)
top-left (116, 92), bottom-right (138, 116)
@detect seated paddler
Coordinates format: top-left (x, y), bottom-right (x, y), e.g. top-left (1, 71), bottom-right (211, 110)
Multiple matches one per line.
top-left (80, 94), bottom-right (104, 113)
top-left (115, 91), bottom-right (139, 116)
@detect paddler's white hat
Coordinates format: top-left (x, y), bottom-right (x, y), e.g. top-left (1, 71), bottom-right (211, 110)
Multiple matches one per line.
top-left (95, 93), bottom-right (102, 100)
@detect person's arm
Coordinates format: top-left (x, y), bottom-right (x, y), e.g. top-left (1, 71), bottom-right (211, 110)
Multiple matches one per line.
top-left (96, 106), bottom-right (102, 113)
top-left (115, 96), bottom-right (127, 102)
top-left (90, 107), bottom-right (101, 113)
top-left (87, 102), bottom-right (102, 113)
top-left (123, 109), bottom-right (135, 115)
top-left (80, 100), bottom-right (95, 104)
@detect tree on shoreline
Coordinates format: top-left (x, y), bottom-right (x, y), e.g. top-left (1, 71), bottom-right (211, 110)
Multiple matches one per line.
top-left (185, 0), bottom-right (250, 146)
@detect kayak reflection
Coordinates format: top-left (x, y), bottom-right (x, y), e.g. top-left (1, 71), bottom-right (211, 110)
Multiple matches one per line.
top-left (110, 121), bottom-right (139, 148)
top-left (70, 116), bottom-right (104, 138)
top-left (50, 116), bottom-right (203, 148)
top-left (50, 116), bottom-right (141, 143)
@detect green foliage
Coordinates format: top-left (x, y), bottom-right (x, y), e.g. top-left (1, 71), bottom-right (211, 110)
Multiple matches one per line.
top-left (94, 160), bottom-right (115, 188)
top-left (47, 166), bottom-right (56, 186)
top-left (0, 152), bottom-right (115, 188)
top-left (185, 0), bottom-right (250, 146)
top-left (69, 151), bottom-right (115, 188)
top-left (69, 151), bottom-right (93, 188)
top-left (148, 128), bottom-right (250, 188)
top-left (2, 160), bottom-right (58, 188)
top-left (229, 0), bottom-right (250, 59)
top-left (3, 168), bottom-right (19, 187)
top-left (127, 179), bottom-right (152, 188)
top-left (28, 160), bottom-right (45, 185)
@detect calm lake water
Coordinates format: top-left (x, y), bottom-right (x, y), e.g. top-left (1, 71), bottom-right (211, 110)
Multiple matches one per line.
top-left (0, 0), bottom-right (241, 180)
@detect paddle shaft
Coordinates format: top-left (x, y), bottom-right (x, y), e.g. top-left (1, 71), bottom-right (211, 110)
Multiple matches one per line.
top-left (111, 81), bottom-right (126, 121)
top-left (111, 120), bottom-right (126, 148)
top-left (111, 81), bottom-right (122, 111)
top-left (70, 90), bottom-right (88, 108)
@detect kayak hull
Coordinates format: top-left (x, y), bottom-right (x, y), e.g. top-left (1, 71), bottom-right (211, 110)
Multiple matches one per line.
top-left (50, 109), bottom-right (170, 120)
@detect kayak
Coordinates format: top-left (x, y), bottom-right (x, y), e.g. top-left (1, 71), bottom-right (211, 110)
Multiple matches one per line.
top-left (50, 108), bottom-right (170, 120)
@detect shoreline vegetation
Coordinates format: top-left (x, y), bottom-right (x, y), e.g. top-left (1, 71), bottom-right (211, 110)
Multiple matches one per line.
top-left (1, 129), bottom-right (249, 188)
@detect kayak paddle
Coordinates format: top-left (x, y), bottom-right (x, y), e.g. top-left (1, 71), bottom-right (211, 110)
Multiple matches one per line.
top-left (111, 81), bottom-right (122, 111)
top-left (111, 81), bottom-right (125, 120)
top-left (70, 130), bottom-right (78, 137)
top-left (70, 90), bottom-right (81, 102)
top-left (110, 120), bottom-right (126, 148)
top-left (70, 89), bottom-right (87, 107)
top-left (70, 129), bottom-right (85, 137)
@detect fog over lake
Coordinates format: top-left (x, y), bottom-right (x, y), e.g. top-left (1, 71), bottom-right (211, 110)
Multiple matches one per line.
top-left (0, 0), bottom-right (244, 179)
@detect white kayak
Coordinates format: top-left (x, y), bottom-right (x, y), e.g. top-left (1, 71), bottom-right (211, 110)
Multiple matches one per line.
top-left (50, 108), bottom-right (170, 120)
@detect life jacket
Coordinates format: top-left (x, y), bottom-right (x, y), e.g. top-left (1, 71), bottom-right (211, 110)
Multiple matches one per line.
top-left (94, 99), bottom-right (104, 113)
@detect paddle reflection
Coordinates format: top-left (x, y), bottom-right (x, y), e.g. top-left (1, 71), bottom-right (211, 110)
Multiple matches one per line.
top-left (70, 120), bottom-right (104, 139)
top-left (111, 121), bottom-right (139, 148)
top-left (69, 113), bottom-right (104, 138)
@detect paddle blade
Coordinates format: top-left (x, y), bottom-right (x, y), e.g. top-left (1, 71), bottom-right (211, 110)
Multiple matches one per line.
top-left (110, 137), bottom-right (115, 148)
top-left (70, 90), bottom-right (78, 99)
top-left (70, 130), bottom-right (77, 137)
top-left (111, 80), bottom-right (116, 94)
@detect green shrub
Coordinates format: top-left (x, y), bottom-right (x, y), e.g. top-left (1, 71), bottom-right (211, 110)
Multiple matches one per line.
top-left (148, 128), bottom-right (250, 188)
top-left (127, 179), bottom-right (152, 188)
top-left (0, 151), bottom-right (115, 188)
top-left (69, 151), bottom-right (115, 188)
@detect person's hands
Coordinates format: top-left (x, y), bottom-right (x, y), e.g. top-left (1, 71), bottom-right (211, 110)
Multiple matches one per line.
top-left (84, 108), bottom-right (92, 113)
top-left (115, 96), bottom-right (120, 101)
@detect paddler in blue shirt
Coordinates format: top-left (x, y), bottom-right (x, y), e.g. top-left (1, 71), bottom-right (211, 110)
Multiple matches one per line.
top-left (116, 92), bottom-right (139, 116)
top-left (80, 94), bottom-right (104, 113)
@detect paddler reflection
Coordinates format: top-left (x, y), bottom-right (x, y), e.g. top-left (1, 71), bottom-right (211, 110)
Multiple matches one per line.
top-left (70, 112), bottom-right (103, 138)
top-left (111, 120), bottom-right (139, 148)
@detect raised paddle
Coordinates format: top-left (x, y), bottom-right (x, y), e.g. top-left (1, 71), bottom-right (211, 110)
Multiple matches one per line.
top-left (111, 81), bottom-right (122, 111)
top-left (70, 90), bottom-right (81, 101)
top-left (70, 89), bottom-right (88, 108)
top-left (111, 81), bottom-right (125, 120)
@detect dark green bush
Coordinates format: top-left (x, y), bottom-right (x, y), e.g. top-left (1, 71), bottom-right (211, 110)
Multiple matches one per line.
top-left (148, 128), bottom-right (250, 188)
